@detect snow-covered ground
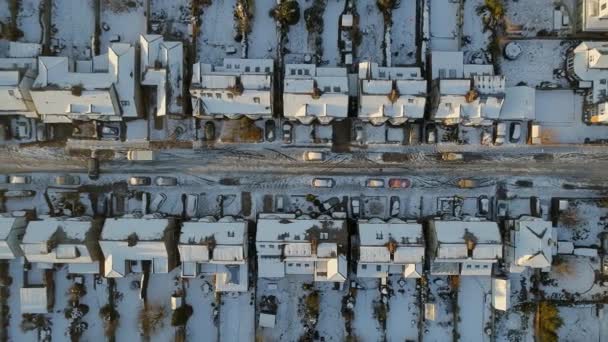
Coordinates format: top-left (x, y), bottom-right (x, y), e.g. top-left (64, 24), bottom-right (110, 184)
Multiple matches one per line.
top-left (51, 0), bottom-right (95, 58)
top-left (429, 0), bottom-right (459, 51)
top-left (284, 0), bottom-right (312, 64)
top-left (352, 278), bottom-right (384, 341)
top-left (556, 198), bottom-right (608, 247)
top-left (557, 305), bottom-right (600, 341)
top-left (149, 0), bottom-right (191, 40)
top-left (184, 277), bottom-right (218, 341)
top-left (247, 0), bottom-right (278, 59)
top-left (390, 0), bottom-right (417, 66)
top-left (197, 0), bottom-right (240, 64)
top-left (146, 270), bottom-right (181, 342)
top-left (114, 273), bottom-right (144, 341)
top-left (7, 258), bottom-right (37, 341)
top-left (457, 276), bottom-right (492, 342)
top-left (386, 277), bottom-right (419, 341)
top-left (321, 0), bottom-right (344, 65)
top-left (256, 277), bottom-right (308, 341)
top-left (316, 282), bottom-right (347, 340)
top-left (504, 0), bottom-right (577, 37)
top-left (17, 0), bottom-right (42, 44)
top-left (99, 0), bottom-right (147, 52)
top-left (423, 276), bottom-right (455, 341)
top-left (462, 0), bottom-right (490, 58)
top-left (357, 0), bottom-right (384, 63)
top-left (219, 290), bottom-right (255, 342)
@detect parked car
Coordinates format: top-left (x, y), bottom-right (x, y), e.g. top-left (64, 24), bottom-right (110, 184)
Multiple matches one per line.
top-left (530, 196), bottom-right (541, 217)
top-left (457, 178), bottom-right (477, 188)
top-left (9, 175), bottom-right (30, 184)
top-left (304, 151), bottom-right (324, 161)
top-left (55, 175), bottom-right (80, 186)
top-left (186, 194), bottom-right (199, 217)
top-left (390, 196), bottom-right (400, 217)
top-left (155, 176), bottom-right (178, 186)
top-left (478, 195), bottom-right (490, 215)
top-left (322, 197), bottom-right (341, 211)
top-left (351, 197), bottom-right (361, 217)
top-left (87, 158), bottom-right (99, 180)
top-left (204, 121), bottom-right (215, 141)
top-left (353, 123), bottom-right (364, 143)
top-left (497, 202), bottom-right (508, 217)
top-left (494, 122), bottom-right (507, 145)
top-left (481, 130), bottom-right (492, 145)
top-left (3, 190), bottom-right (36, 198)
top-left (150, 193), bottom-right (167, 212)
top-left (10, 118), bottom-right (32, 140)
top-left (388, 178), bottom-right (411, 188)
top-left (366, 179), bottom-right (384, 188)
top-left (36, 123), bottom-right (48, 142)
top-left (509, 122), bottom-right (521, 143)
top-left (129, 176), bottom-right (151, 186)
top-left (265, 120), bottom-right (276, 142)
top-left (311, 178), bottom-right (335, 188)
top-left (100, 123), bottom-right (121, 141)
top-left (426, 124), bottom-right (437, 144)
top-left (282, 122), bottom-right (293, 144)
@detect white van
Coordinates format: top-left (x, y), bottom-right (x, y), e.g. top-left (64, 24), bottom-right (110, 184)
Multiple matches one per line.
top-left (127, 150), bottom-right (158, 161)
top-left (304, 151), bottom-right (324, 161)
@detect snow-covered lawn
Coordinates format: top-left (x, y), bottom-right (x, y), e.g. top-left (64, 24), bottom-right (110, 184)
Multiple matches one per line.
top-left (256, 277), bottom-right (308, 341)
top-left (79, 274), bottom-right (108, 341)
top-left (100, 0), bottom-right (147, 51)
top-left (321, 0), bottom-right (344, 65)
top-left (423, 276), bottom-right (455, 341)
top-left (146, 270), bottom-right (181, 342)
top-left (557, 305), bottom-right (600, 341)
top-left (219, 290), bottom-right (255, 342)
top-left (429, 0), bottom-right (459, 51)
top-left (556, 199), bottom-right (608, 247)
top-left (457, 276), bottom-right (491, 342)
top-left (352, 278), bottom-right (384, 341)
top-left (114, 274), bottom-right (144, 341)
top-left (540, 256), bottom-right (606, 301)
top-left (499, 39), bottom-right (570, 88)
top-left (390, 0), bottom-right (417, 65)
top-left (504, 0), bottom-right (576, 37)
top-left (17, 0), bottom-right (42, 44)
top-left (462, 0), bottom-right (490, 58)
top-left (284, 0), bottom-right (312, 64)
top-left (7, 258), bottom-right (37, 341)
top-left (248, 0), bottom-right (278, 59)
top-left (150, 0), bottom-right (191, 39)
top-left (184, 277), bottom-right (218, 342)
top-left (386, 277), bottom-right (419, 341)
top-left (197, 0), bottom-right (240, 64)
top-left (316, 282), bottom-right (347, 340)
top-left (356, 0), bottom-right (384, 63)
top-left (49, 267), bottom-right (72, 341)
top-left (51, 0), bottom-right (95, 58)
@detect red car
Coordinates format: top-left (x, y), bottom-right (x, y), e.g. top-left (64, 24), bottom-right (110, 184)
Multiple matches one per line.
top-left (388, 178), bottom-right (411, 188)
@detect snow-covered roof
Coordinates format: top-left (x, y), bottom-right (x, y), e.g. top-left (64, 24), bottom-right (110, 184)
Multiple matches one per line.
top-left (191, 59), bottom-right (273, 119)
top-left (9, 42), bottom-right (41, 58)
top-left (0, 217), bottom-right (25, 259)
top-left (139, 35), bottom-right (183, 116)
top-left (358, 62), bottom-right (422, 80)
top-left (23, 217), bottom-right (91, 244)
top-left (431, 51), bottom-right (464, 79)
top-left (258, 256), bottom-right (285, 278)
top-left (317, 242), bottom-right (337, 258)
top-left (30, 43), bottom-right (138, 121)
top-left (580, 0), bottom-right (608, 32)
top-left (20, 287), bottom-right (48, 314)
top-left (431, 220), bottom-right (502, 260)
top-left (440, 79), bottom-right (470, 95)
top-left (499, 86), bottom-right (536, 120)
top-left (358, 219), bottom-right (423, 246)
top-left (512, 218), bottom-right (555, 268)
top-left (256, 214), bottom-right (346, 244)
top-left (283, 64), bottom-right (349, 124)
top-left (315, 255), bottom-right (347, 282)
top-left (568, 42), bottom-right (608, 122)
top-left (101, 217), bottom-right (170, 241)
top-left (492, 277), bottom-right (510, 311)
top-left (180, 217), bottom-right (246, 245)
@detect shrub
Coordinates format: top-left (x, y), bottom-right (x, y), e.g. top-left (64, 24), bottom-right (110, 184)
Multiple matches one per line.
top-left (270, 1), bottom-right (301, 27)
top-left (69, 283), bottom-right (87, 302)
top-left (99, 304), bottom-right (120, 337)
top-left (171, 305), bottom-right (193, 327)
top-left (139, 304), bottom-right (167, 337)
top-left (537, 301), bottom-right (563, 342)
top-left (304, 291), bottom-right (320, 321)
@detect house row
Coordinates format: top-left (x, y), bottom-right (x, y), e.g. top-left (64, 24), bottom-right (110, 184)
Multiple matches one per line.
top-left (567, 41), bottom-right (608, 123)
top-left (0, 36), bottom-right (184, 123)
top-left (0, 213), bottom-right (557, 291)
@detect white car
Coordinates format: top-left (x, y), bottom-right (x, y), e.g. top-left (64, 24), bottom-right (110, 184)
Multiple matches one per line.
top-left (495, 122), bottom-right (507, 145)
top-left (304, 151), bottom-right (324, 161)
top-left (9, 175), bottom-right (31, 184)
top-left (186, 194), bottom-right (199, 217)
top-left (351, 197), bottom-right (361, 217)
top-left (311, 178), bottom-right (335, 188)
top-left (366, 179), bottom-right (384, 188)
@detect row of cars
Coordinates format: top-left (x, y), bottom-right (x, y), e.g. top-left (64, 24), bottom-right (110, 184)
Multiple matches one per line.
top-left (311, 177), bottom-right (411, 188)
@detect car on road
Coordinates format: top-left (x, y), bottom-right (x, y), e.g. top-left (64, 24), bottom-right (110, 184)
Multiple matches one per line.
top-left (150, 193), bottom-right (167, 212)
top-left (441, 153), bottom-right (464, 161)
top-left (265, 120), bottom-right (276, 142)
top-left (87, 158), bottom-right (99, 180)
top-left (282, 122), bottom-right (293, 144)
top-left (509, 122), bottom-right (521, 143)
top-left (351, 197), bottom-right (361, 217)
top-left (390, 196), bottom-right (400, 217)
top-left (155, 176), bottom-right (178, 186)
top-left (129, 176), bottom-right (151, 186)
top-left (366, 179), bottom-right (385, 188)
top-left (204, 121), bottom-right (215, 141)
top-left (9, 175), bottom-right (31, 184)
top-left (128, 150), bottom-right (158, 161)
top-left (304, 151), bottom-right (324, 161)
top-left (457, 178), bottom-right (478, 188)
top-left (311, 178), bottom-right (335, 188)
top-left (388, 178), bottom-right (411, 188)
top-left (55, 175), bottom-right (80, 186)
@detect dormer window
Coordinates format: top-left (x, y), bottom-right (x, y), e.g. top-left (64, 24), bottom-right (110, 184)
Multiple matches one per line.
top-left (291, 69), bottom-right (296, 75)
top-left (255, 67), bottom-right (260, 72)
top-left (333, 86), bottom-right (340, 92)
top-left (245, 66), bottom-right (251, 72)
top-left (376, 232), bottom-right (383, 240)
top-left (304, 69), bottom-right (310, 76)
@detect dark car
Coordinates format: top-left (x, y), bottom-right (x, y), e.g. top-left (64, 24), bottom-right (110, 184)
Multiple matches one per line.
top-left (87, 158), bottom-right (99, 180)
top-left (282, 122), bottom-right (293, 144)
top-left (265, 120), bottom-right (276, 142)
top-left (204, 121), bottom-right (215, 141)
